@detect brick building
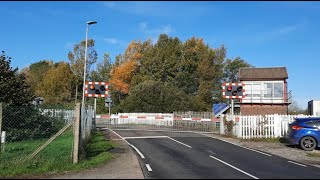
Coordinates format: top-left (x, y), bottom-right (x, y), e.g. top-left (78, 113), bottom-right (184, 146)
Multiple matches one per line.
top-left (238, 67), bottom-right (291, 115)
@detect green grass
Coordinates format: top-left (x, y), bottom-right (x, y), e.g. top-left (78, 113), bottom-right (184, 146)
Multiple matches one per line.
top-left (240, 137), bottom-right (287, 143)
top-left (0, 129), bottom-right (116, 178)
top-left (306, 152), bottom-right (320, 158)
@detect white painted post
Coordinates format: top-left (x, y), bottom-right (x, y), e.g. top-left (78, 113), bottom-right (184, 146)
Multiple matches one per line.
top-left (220, 114), bottom-right (225, 135)
top-left (274, 115), bottom-right (280, 138)
top-left (237, 116), bottom-right (242, 138)
top-left (1, 131), bottom-right (6, 152)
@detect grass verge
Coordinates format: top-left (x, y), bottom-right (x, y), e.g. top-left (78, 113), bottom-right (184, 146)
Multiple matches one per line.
top-left (306, 151), bottom-right (320, 158)
top-left (239, 137), bottom-right (287, 143)
top-left (0, 128), bottom-right (116, 178)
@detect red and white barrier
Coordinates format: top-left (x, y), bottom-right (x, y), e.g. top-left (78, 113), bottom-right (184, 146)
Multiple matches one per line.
top-left (96, 114), bottom-right (219, 122)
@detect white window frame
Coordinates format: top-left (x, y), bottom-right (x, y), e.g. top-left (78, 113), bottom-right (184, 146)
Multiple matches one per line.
top-left (243, 81), bottom-right (284, 100)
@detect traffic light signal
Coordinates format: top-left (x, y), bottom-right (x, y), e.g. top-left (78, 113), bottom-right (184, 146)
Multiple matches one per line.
top-left (222, 83), bottom-right (245, 99)
top-left (85, 82), bottom-right (109, 97)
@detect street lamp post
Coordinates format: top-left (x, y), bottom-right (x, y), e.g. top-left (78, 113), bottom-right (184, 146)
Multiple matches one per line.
top-left (81, 21), bottom-right (97, 108)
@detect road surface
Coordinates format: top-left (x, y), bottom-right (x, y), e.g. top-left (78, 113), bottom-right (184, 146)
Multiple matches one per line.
top-left (108, 129), bottom-right (320, 179)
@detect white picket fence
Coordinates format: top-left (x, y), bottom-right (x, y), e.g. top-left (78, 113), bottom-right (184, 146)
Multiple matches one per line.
top-left (40, 109), bottom-right (75, 123)
top-left (228, 114), bottom-right (317, 139)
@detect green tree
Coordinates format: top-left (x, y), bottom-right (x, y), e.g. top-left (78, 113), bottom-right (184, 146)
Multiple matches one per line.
top-left (0, 51), bottom-right (34, 105)
top-left (224, 57), bottom-right (252, 82)
top-left (140, 34), bottom-right (182, 83)
top-left (68, 39), bottom-right (98, 103)
top-left (37, 62), bottom-right (73, 104)
top-left (23, 60), bottom-right (54, 96)
top-left (122, 80), bottom-right (196, 113)
top-left (90, 53), bottom-right (112, 82)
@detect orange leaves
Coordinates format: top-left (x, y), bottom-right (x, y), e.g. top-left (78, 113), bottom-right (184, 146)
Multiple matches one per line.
top-left (109, 60), bottom-right (138, 94)
top-left (110, 41), bottom-right (142, 94)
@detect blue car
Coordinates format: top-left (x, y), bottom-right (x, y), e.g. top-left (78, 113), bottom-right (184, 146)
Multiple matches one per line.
top-left (286, 117), bottom-right (320, 151)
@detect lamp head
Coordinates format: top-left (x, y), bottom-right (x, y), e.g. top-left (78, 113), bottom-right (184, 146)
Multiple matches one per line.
top-left (87, 21), bottom-right (97, 25)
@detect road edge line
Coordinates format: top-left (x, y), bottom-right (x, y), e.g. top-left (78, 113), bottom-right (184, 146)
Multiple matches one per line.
top-left (209, 155), bottom-right (259, 179)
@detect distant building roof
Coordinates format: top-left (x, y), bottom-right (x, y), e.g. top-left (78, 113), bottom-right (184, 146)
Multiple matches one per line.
top-left (239, 67), bottom-right (288, 80)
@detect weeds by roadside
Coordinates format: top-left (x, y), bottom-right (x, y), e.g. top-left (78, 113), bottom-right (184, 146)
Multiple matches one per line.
top-left (0, 129), bottom-right (116, 178)
top-left (306, 151), bottom-right (320, 158)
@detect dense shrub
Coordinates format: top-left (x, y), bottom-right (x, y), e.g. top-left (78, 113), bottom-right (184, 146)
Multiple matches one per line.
top-left (2, 105), bottom-right (65, 142)
top-left (121, 80), bottom-right (198, 113)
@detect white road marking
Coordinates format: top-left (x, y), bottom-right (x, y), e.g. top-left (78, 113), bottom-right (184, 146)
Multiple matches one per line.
top-left (288, 161), bottom-right (307, 167)
top-left (197, 133), bottom-right (272, 157)
top-left (209, 155), bottom-right (259, 179)
top-left (167, 137), bottom-right (192, 148)
top-left (146, 164), bottom-right (153, 171)
top-left (129, 143), bottom-right (145, 159)
top-left (108, 128), bottom-right (125, 140)
top-left (105, 128), bottom-right (146, 159)
top-left (123, 136), bottom-right (169, 139)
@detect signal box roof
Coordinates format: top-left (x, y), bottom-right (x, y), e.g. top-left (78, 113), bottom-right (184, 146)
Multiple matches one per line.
top-left (239, 67), bottom-right (288, 80)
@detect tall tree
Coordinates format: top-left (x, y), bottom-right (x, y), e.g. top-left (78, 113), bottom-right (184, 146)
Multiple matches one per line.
top-left (90, 53), bottom-right (112, 82)
top-left (224, 57), bottom-right (252, 82)
top-left (122, 80), bottom-right (195, 113)
top-left (0, 51), bottom-right (34, 105)
top-left (109, 40), bottom-right (143, 94)
top-left (109, 60), bottom-right (138, 94)
top-left (37, 62), bottom-right (73, 104)
top-left (23, 60), bottom-right (54, 96)
top-left (68, 39), bottom-right (98, 103)
top-left (139, 34), bottom-right (182, 83)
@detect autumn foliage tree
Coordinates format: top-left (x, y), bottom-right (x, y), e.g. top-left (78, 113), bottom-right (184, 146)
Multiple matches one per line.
top-left (37, 62), bottom-right (73, 104)
top-left (110, 60), bottom-right (138, 94)
top-left (109, 41), bottom-right (142, 94)
top-left (22, 60), bottom-right (54, 97)
top-left (107, 34), bottom-right (252, 112)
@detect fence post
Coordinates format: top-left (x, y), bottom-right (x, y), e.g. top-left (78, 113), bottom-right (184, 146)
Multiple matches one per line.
top-left (237, 116), bottom-right (242, 138)
top-left (73, 103), bottom-right (81, 164)
top-left (220, 114), bottom-right (225, 135)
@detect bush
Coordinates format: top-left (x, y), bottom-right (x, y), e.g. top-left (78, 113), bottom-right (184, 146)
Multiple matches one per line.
top-left (224, 115), bottom-right (235, 136)
top-left (3, 105), bottom-right (65, 142)
top-left (121, 80), bottom-right (197, 113)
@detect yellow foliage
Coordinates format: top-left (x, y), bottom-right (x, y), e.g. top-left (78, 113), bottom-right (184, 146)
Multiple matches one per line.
top-left (38, 62), bottom-right (73, 104)
top-left (110, 60), bottom-right (138, 94)
top-left (110, 40), bottom-right (143, 94)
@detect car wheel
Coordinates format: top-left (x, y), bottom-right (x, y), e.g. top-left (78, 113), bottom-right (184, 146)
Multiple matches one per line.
top-left (300, 136), bottom-right (317, 151)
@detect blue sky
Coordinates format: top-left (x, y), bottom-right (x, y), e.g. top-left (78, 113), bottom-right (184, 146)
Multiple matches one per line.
top-left (1, 1), bottom-right (320, 109)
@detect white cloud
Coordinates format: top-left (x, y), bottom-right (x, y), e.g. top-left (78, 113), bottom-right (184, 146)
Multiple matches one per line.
top-left (64, 42), bottom-right (74, 50)
top-left (104, 38), bottom-right (119, 44)
top-left (138, 22), bottom-right (174, 44)
top-left (272, 24), bottom-right (299, 36)
top-left (239, 22), bottom-right (307, 45)
top-left (101, 2), bottom-right (212, 17)
top-left (103, 37), bottom-right (128, 47)
top-left (139, 22), bottom-right (147, 30)
top-left (139, 22), bottom-right (173, 35)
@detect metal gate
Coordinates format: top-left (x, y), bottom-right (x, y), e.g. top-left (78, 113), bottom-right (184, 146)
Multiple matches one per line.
top-left (96, 112), bottom-right (220, 133)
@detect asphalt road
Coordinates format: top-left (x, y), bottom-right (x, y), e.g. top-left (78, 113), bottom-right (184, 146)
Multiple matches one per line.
top-left (110, 129), bottom-right (320, 179)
